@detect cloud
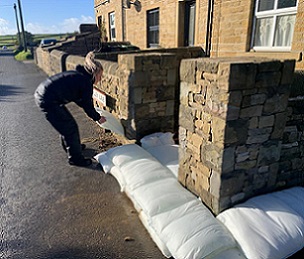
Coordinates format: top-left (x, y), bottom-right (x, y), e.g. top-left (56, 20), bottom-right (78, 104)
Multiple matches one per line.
top-left (0, 15), bottom-right (95, 35)
top-left (60, 15), bottom-right (95, 33)
top-left (26, 15), bottom-right (95, 34)
top-left (24, 23), bottom-right (58, 34)
top-left (0, 18), bottom-right (16, 35)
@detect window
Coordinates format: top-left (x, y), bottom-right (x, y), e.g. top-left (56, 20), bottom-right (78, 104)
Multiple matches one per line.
top-left (185, 1), bottom-right (196, 46)
top-left (147, 8), bottom-right (159, 48)
top-left (252, 0), bottom-right (298, 51)
top-left (109, 12), bottom-right (116, 41)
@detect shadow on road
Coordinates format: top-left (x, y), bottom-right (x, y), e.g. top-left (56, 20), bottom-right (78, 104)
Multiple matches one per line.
top-left (0, 85), bottom-right (24, 101)
top-left (0, 50), bottom-right (15, 57)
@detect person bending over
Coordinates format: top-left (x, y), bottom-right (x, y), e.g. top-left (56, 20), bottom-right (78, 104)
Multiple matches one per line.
top-left (34, 51), bottom-right (106, 167)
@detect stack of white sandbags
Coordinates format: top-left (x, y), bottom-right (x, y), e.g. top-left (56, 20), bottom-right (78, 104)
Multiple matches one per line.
top-left (95, 144), bottom-right (244, 259)
top-left (140, 132), bottom-right (179, 178)
top-left (217, 187), bottom-right (304, 259)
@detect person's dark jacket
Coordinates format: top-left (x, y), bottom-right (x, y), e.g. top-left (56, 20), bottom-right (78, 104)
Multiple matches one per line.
top-left (35, 65), bottom-right (101, 121)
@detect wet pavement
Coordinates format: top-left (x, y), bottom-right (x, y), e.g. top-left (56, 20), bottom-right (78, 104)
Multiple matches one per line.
top-left (0, 50), bottom-right (165, 259)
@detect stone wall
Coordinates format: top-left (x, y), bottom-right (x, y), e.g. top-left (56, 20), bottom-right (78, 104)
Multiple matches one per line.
top-left (55, 32), bottom-right (101, 56)
top-left (96, 53), bottom-right (180, 140)
top-left (35, 46), bottom-right (205, 141)
top-left (36, 47), bottom-right (52, 75)
top-left (280, 98), bottom-right (304, 187)
top-left (34, 42), bottom-right (303, 214)
top-left (179, 57), bottom-right (298, 215)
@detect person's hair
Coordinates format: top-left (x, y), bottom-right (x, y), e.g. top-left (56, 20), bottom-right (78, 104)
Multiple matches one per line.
top-left (84, 51), bottom-right (103, 77)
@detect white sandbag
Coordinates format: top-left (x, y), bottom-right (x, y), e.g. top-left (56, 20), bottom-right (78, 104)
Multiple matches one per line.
top-left (166, 164), bottom-right (179, 178)
top-left (150, 200), bottom-right (238, 259)
top-left (109, 166), bottom-right (126, 192)
top-left (210, 248), bottom-right (246, 259)
top-left (130, 177), bottom-right (197, 217)
top-left (95, 108), bottom-right (125, 136)
top-left (120, 158), bottom-right (175, 191)
top-left (106, 144), bottom-right (154, 168)
top-left (94, 152), bottom-right (114, 173)
top-left (145, 145), bottom-right (178, 165)
top-left (217, 187), bottom-right (304, 259)
top-left (139, 211), bottom-right (172, 258)
top-left (140, 132), bottom-right (174, 149)
top-left (144, 144), bottom-right (179, 177)
top-left (271, 187), bottom-right (304, 217)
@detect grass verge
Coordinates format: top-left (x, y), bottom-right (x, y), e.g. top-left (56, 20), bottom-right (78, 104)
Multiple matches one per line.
top-left (14, 50), bottom-right (33, 61)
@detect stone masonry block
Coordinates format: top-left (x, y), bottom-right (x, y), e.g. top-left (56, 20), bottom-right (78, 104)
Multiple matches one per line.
top-left (165, 100), bottom-right (175, 116)
top-left (242, 93), bottom-right (267, 107)
top-left (180, 59), bottom-right (197, 84)
top-left (132, 88), bottom-right (142, 104)
top-left (229, 91), bottom-right (242, 107)
top-left (256, 71), bottom-right (282, 88)
top-left (257, 141), bottom-right (282, 166)
top-left (179, 105), bottom-right (195, 132)
top-left (272, 112), bottom-right (288, 139)
top-left (218, 62), bottom-right (257, 91)
top-left (240, 105), bottom-right (263, 118)
top-left (222, 147), bottom-right (235, 174)
top-left (129, 71), bottom-right (151, 87)
top-left (211, 116), bottom-right (226, 144)
top-left (196, 58), bottom-right (219, 74)
top-left (160, 54), bottom-right (178, 69)
top-left (118, 54), bottom-right (143, 71)
top-left (258, 60), bottom-right (282, 72)
top-left (281, 60), bottom-right (296, 85)
top-left (167, 69), bottom-right (177, 85)
top-left (210, 170), bottom-right (221, 198)
top-left (264, 94), bottom-right (289, 114)
top-left (259, 115), bottom-right (275, 128)
top-left (220, 172), bottom-right (245, 197)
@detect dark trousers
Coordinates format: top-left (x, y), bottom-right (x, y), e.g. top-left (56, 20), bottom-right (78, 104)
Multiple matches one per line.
top-left (43, 104), bottom-right (83, 162)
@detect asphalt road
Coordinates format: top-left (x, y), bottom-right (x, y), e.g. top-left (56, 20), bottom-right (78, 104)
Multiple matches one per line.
top-left (0, 50), bottom-right (164, 259)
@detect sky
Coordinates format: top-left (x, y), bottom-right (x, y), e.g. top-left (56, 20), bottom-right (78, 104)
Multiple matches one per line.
top-left (0, 0), bottom-right (95, 35)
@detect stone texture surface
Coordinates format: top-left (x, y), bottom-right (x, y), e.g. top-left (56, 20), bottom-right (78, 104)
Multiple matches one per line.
top-left (178, 57), bottom-right (300, 215)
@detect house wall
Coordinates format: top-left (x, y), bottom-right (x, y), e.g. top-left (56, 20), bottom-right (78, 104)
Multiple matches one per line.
top-left (210, 0), bottom-right (254, 57)
top-left (95, 0), bottom-right (304, 70)
top-left (94, 0), bottom-right (180, 48)
top-left (211, 0), bottom-right (304, 71)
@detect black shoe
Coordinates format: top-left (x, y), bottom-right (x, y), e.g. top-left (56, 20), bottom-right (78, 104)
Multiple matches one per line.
top-left (68, 158), bottom-right (92, 167)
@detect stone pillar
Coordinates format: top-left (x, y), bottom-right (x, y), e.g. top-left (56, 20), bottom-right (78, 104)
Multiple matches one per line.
top-left (179, 57), bottom-right (295, 215)
top-left (119, 53), bottom-right (179, 140)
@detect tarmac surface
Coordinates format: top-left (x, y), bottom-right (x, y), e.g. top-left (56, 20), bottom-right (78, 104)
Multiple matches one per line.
top-left (0, 50), bottom-right (165, 259)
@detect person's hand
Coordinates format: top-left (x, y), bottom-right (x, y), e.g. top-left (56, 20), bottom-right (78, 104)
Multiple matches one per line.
top-left (98, 116), bottom-right (106, 124)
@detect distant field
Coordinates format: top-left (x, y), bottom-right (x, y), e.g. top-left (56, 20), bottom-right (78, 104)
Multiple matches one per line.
top-left (0, 33), bottom-right (77, 48)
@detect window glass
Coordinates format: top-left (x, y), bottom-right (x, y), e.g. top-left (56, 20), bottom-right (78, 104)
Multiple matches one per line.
top-left (274, 14), bottom-right (296, 46)
top-left (278, 0), bottom-right (297, 9)
top-left (253, 0), bottom-right (297, 49)
top-left (109, 12), bottom-right (116, 41)
top-left (258, 0), bottom-right (275, 11)
top-left (254, 17), bottom-right (274, 46)
top-left (147, 8), bottom-right (159, 48)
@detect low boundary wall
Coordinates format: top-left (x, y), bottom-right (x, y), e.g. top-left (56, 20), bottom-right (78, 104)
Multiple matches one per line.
top-left (35, 48), bottom-right (303, 215)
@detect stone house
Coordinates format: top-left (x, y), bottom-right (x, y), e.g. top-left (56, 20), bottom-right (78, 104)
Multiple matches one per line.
top-left (94, 0), bottom-right (304, 70)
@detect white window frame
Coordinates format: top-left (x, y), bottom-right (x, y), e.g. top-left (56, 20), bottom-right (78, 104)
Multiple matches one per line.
top-left (251, 0), bottom-right (298, 52)
top-left (109, 12), bottom-right (116, 41)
